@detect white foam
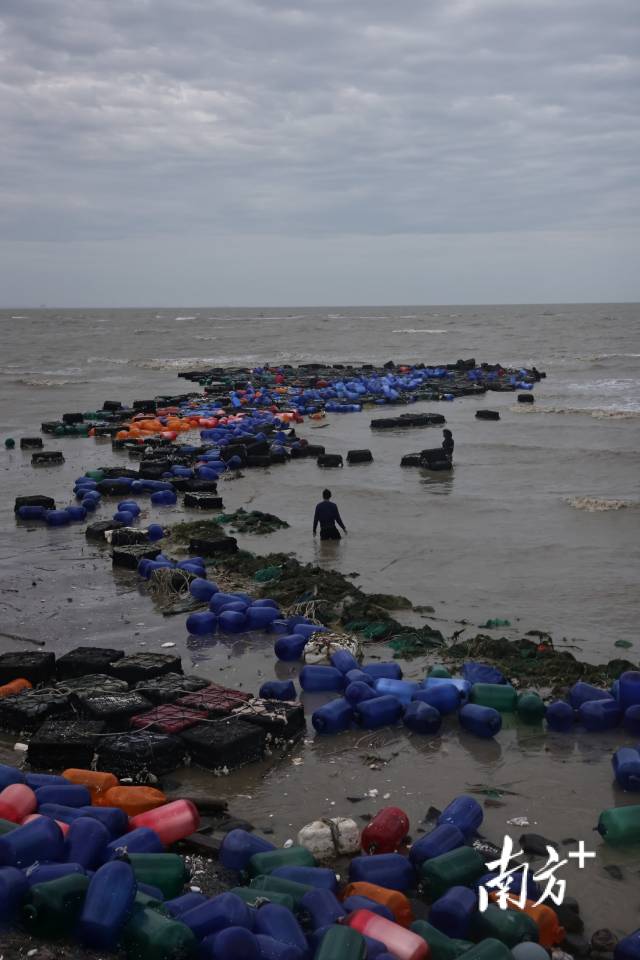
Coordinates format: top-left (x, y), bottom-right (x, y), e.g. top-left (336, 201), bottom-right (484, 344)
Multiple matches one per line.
top-left (564, 496), bottom-right (638, 512)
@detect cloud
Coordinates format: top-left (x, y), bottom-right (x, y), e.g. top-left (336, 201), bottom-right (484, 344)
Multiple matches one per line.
top-left (0, 0), bottom-right (638, 301)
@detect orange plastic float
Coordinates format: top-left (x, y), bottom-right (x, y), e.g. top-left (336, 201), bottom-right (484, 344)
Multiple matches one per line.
top-left (62, 769), bottom-right (119, 802)
top-left (341, 881), bottom-right (414, 927)
top-left (98, 785), bottom-right (167, 816)
top-left (0, 678), bottom-right (32, 699)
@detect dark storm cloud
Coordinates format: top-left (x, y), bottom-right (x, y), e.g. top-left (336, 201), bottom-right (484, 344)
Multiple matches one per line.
top-left (1, 0), bottom-right (638, 244)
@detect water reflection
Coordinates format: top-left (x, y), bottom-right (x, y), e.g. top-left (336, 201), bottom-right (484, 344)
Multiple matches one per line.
top-left (419, 468), bottom-right (455, 495)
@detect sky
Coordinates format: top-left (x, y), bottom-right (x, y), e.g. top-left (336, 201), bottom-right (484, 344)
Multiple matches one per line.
top-left (1, 0), bottom-right (638, 306)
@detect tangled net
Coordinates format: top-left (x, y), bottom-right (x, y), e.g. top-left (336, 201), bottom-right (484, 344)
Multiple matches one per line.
top-left (147, 567), bottom-right (194, 602)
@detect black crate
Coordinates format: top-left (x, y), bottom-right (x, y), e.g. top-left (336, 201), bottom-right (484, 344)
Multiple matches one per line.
top-left (0, 651), bottom-right (56, 686)
top-left (0, 688), bottom-right (70, 732)
top-left (231, 699), bottom-right (305, 743)
top-left (55, 674), bottom-right (129, 696)
top-left (180, 718), bottom-right (266, 772)
top-left (14, 495), bottom-right (55, 513)
top-left (55, 647), bottom-right (125, 680)
top-left (19, 438), bottom-right (44, 450)
top-left (28, 719), bottom-right (106, 770)
top-left (171, 479), bottom-right (219, 494)
top-left (108, 653), bottom-right (182, 686)
top-left (86, 520), bottom-right (125, 541)
top-left (135, 673), bottom-right (210, 705)
top-left (111, 545), bottom-right (162, 569)
top-left (183, 493), bottom-right (223, 510)
top-left (188, 537), bottom-right (238, 556)
top-left (32, 451), bottom-right (65, 466)
top-left (70, 691), bottom-right (153, 728)
top-left (110, 529), bottom-right (151, 547)
top-left (97, 731), bottom-right (186, 781)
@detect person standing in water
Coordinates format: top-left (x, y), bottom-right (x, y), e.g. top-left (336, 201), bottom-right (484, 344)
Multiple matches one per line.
top-left (313, 489), bottom-right (347, 540)
top-left (442, 429), bottom-right (454, 462)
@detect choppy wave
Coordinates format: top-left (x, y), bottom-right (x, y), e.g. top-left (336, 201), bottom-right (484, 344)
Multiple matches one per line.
top-left (14, 376), bottom-right (91, 387)
top-left (565, 496), bottom-right (639, 512)
top-left (87, 356), bottom-right (128, 365)
top-left (194, 335), bottom-right (217, 342)
top-left (392, 328), bottom-right (448, 334)
top-left (512, 405), bottom-right (640, 419)
top-left (582, 353), bottom-right (640, 361)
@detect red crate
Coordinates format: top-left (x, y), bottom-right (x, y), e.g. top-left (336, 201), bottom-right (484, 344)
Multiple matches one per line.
top-left (130, 703), bottom-right (207, 735)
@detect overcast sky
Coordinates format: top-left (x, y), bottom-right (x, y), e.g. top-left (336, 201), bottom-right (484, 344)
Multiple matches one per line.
top-left (1, 0), bottom-right (638, 305)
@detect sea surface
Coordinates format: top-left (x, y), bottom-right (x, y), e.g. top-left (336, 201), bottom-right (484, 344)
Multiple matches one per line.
top-left (0, 303), bottom-right (639, 933)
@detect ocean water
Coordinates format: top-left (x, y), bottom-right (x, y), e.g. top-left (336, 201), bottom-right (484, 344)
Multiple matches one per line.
top-left (1, 303), bottom-right (639, 933)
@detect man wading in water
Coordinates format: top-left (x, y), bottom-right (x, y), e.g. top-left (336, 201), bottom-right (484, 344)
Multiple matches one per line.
top-left (313, 489), bottom-right (347, 541)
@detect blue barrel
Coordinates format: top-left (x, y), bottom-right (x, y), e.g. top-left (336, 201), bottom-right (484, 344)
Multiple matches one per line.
top-left (246, 606), bottom-right (281, 630)
top-left (254, 934), bottom-right (302, 960)
top-left (64, 817), bottom-right (110, 869)
top-left (151, 490), bottom-right (177, 506)
top-left (79, 860), bottom-right (137, 950)
top-left (259, 680), bottom-right (296, 701)
top-left (252, 599), bottom-right (279, 609)
top-left (345, 670), bottom-right (375, 687)
top-left (625, 706), bottom-right (640, 736)
top-left (342, 896), bottom-right (394, 922)
top-left (348, 853), bottom-right (415, 891)
top-left (24, 773), bottom-right (68, 788)
top-left (81, 498), bottom-right (97, 512)
top-left (35, 784), bottom-right (91, 808)
top-left (67, 506), bottom-right (87, 522)
top-left (186, 612), bottom-right (218, 635)
top-left (211, 593), bottom-right (236, 611)
top-left (114, 510), bottom-right (135, 524)
top-left (17, 505), bottom-right (46, 520)
top-left (429, 885), bottom-right (477, 938)
top-left (190, 579), bottom-right (218, 602)
top-left (408, 824), bottom-right (465, 867)
top-left (579, 699), bottom-right (621, 731)
top-left (103, 827), bottom-right (164, 860)
top-left (613, 748), bottom-right (640, 791)
top-left (118, 501), bottom-right (141, 516)
top-left (37, 802), bottom-right (85, 825)
top-left (301, 887), bottom-right (345, 928)
top-left (0, 818), bottom-right (64, 868)
top-left (253, 902), bottom-right (307, 954)
top-left (219, 610), bottom-right (248, 633)
top-left (76, 805), bottom-right (129, 838)
top-left (0, 866), bottom-right (28, 922)
top-left (271, 866), bottom-right (337, 892)
top-left (424, 678), bottom-right (471, 703)
top-left (200, 927), bottom-right (260, 960)
top-left (362, 663), bottom-right (402, 682)
top-left (458, 703), bottom-right (502, 738)
top-left (25, 863), bottom-right (86, 886)
top-left (374, 679), bottom-right (419, 704)
top-left (164, 892), bottom-right (207, 917)
top-left (619, 673), bottom-right (640, 711)
top-left (438, 795), bottom-right (483, 838)
top-left (289, 623), bottom-right (325, 639)
top-left (220, 830), bottom-right (276, 872)
top-left (355, 695), bottom-right (403, 729)
top-left (0, 765), bottom-right (24, 790)
top-left (300, 666), bottom-right (345, 693)
top-left (46, 510), bottom-right (71, 526)
top-left (331, 650), bottom-right (360, 674)
top-left (568, 681), bottom-right (613, 708)
top-left (615, 929), bottom-right (640, 960)
top-left (345, 681), bottom-right (380, 706)
top-left (312, 698), bottom-right (353, 734)
top-left (403, 701), bottom-right (442, 735)
top-left (181, 892), bottom-right (253, 939)
top-left (412, 685), bottom-right (460, 715)
top-left (147, 523), bottom-right (164, 541)
top-left (545, 701), bottom-right (575, 732)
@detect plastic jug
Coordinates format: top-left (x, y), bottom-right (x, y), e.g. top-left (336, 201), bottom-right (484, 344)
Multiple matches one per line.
top-left (0, 816), bottom-right (65, 868)
top-left (346, 681), bottom-right (380, 705)
top-left (0, 679), bottom-right (32, 699)
top-left (346, 909), bottom-right (429, 960)
top-left (76, 804), bottom-right (130, 836)
top-left (613, 747), bottom-right (640, 791)
top-left (489, 894), bottom-right (565, 947)
top-left (130, 799), bottom-right (199, 844)
top-left (429, 666), bottom-right (451, 679)
top-left (315, 924), bottom-right (367, 960)
top-left (104, 827), bottom-right (165, 860)
top-left (122, 905), bottom-right (197, 960)
top-left (312, 698), bottom-right (354, 734)
top-left (180, 891), bottom-right (252, 939)
top-left (25, 862), bottom-right (86, 886)
top-left (341, 881), bottom-right (413, 927)
top-left (300, 666), bottom-right (345, 692)
top-left (517, 692), bottom-right (546, 724)
top-left (408, 825), bottom-right (465, 867)
top-left (374, 679), bottom-right (420, 704)
top-left (101, 785), bottom-right (168, 815)
top-left (420, 847), bottom-right (486, 898)
top-left (356, 695), bottom-right (404, 729)
top-left (579, 699), bottom-right (621, 731)
top-left (25, 773), bottom-right (69, 789)
top-left (403, 701), bottom-right (442, 735)
top-left (229, 886), bottom-right (295, 911)
top-left (250, 874), bottom-right (313, 906)
top-left (470, 683), bottom-right (517, 712)
top-left (0, 764), bottom-right (25, 790)
top-left (254, 902), bottom-right (308, 954)
top-left (249, 845), bottom-right (316, 877)
top-left (62, 768), bottom-right (119, 801)
top-left (619, 672), bottom-right (640, 710)
top-left (346, 670), bottom-right (375, 687)
top-left (301, 886), bottom-right (345, 928)
top-left (568, 682), bottom-right (613, 708)
top-left (615, 929), bottom-right (640, 960)
top-left (410, 920), bottom-right (472, 960)
top-left (79, 859), bottom-right (138, 949)
top-left (625, 706), bottom-right (640, 737)
top-left (437, 795), bottom-right (483, 838)
top-left (0, 865), bottom-right (28, 922)
top-left (200, 926), bottom-right (260, 960)
top-left (362, 807), bottom-right (410, 854)
top-left (256, 932), bottom-right (309, 960)
top-left (470, 903), bottom-right (538, 947)
top-left (271, 865), bottom-right (338, 891)
top-left (22, 873), bottom-right (91, 938)
top-left (545, 701), bottom-right (575, 732)
top-left (458, 703), bottom-right (501, 738)
top-left (362, 663), bottom-right (403, 682)
top-left (274, 635), bottom-right (308, 661)
top-left (598, 804), bottom-right (640, 844)
top-left (64, 816), bottom-right (111, 868)
top-left (429, 885), bottom-right (477, 939)
top-left (343, 895), bottom-right (395, 921)
top-left (0, 783), bottom-right (37, 822)
top-left (220, 828), bottom-right (276, 872)
top-left (164, 891), bottom-right (207, 917)
top-left (259, 680), bottom-right (297, 701)
top-left (331, 649), bottom-right (360, 674)
top-left (22, 812), bottom-right (69, 836)
top-left (412, 686), bottom-right (460, 715)
top-left (348, 853), bottom-right (415, 892)
top-left (127, 853), bottom-right (190, 898)
top-left (35, 783), bottom-right (92, 808)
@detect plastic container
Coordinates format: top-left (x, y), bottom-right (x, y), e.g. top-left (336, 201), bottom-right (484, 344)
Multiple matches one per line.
top-left (180, 891), bottom-right (252, 939)
top-left (315, 924), bottom-right (367, 960)
top-left (428, 885), bottom-right (477, 939)
top-left (0, 783), bottom-right (37, 822)
top-left (361, 807), bottom-right (409, 854)
top-left (346, 681), bottom-right (380, 705)
top-left (348, 853), bottom-right (415, 892)
top-left (101, 785), bottom-right (167, 816)
top-left (186, 611), bottom-right (218, 635)
top-left (412, 685), bottom-right (460, 715)
top-left (411, 920), bottom-right (472, 960)
top-left (341, 881), bottom-right (413, 927)
top-left (259, 680), bottom-right (296, 701)
top-left (230, 886), bottom-right (295, 911)
top-left (200, 927), bottom-right (260, 960)
top-left (35, 783), bottom-right (91, 808)
top-left (274, 634), bottom-right (308, 661)
top-left (437, 795), bottom-right (483, 839)
top-left (254, 902), bottom-right (308, 953)
top-left (250, 874), bottom-right (314, 906)
top-left (249, 845), bottom-right (316, 877)
top-left (346, 670), bottom-right (375, 687)
top-left (470, 683), bottom-right (517, 712)
top-left (62, 769), bottom-right (119, 802)
top-left (451, 940), bottom-right (511, 959)
top-left (127, 853), bottom-right (189, 898)
top-left (64, 816), bottom-right (111, 869)
top-left (312, 697), bottom-right (354, 734)
top-left (25, 862), bottom-right (86, 886)
top-left (22, 812), bottom-right (69, 836)
top-left (613, 747), bottom-right (640, 791)
top-left (408, 824), bottom-right (465, 867)
top-left (362, 663), bottom-right (403, 682)
top-left (579, 699), bottom-right (621, 731)
top-left (0, 816), bottom-right (65, 868)
top-left (545, 701), bottom-right (575, 732)
top-left (458, 703), bottom-right (501, 738)
top-left (517, 692), bottom-right (546, 724)
top-left (615, 929), bottom-right (640, 960)
top-left (374, 679), bottom-right (419, 704)
top-left (0, 764), bottom-right (25, 789)
top-left (163, 891), bottom-right (207, 917)
top-left (300, 666), bottom-right (345, 692)
top-left (22, 873), bottom-right (91, 938)
top-left (220, 829), bottom-right (276, 872)
top-left (619, 672), bottom-right (640, 710)
top-left (129, 799), bottom-right (199, 845)
top-left (420, 847), bottom-right (486, 898)
top-left (0, 865), bottom-right (29, 922)
top-left (470, 903), bottom-right (539, 947)
top-left (219, 610), bottom-right (248, 633)
top-left (403, 701), bottom-right (442, 735)
top-left (598, 804), bottom-right (640, 844)
top-left (568, 681), bottom-right (613, 708)
top-left (331, 649), bottom-right (360, 674)
top-left (79, 859), bottom-right (138, 949)
top-left (356, 695), bottom-right (403, 729)
top-left (271, 865), bottom-right (338, 891)
top-left (0, 679), bottom-right (32, 700)
top-left (347, 909), bottom-right (428, 960)
top-left (76, 804), bottom-right (129, 837)
top-left (301, 886), bottom-right (345, 928)
top-left (122, 905), bottom-right (197, 960)
top-left (343, 895), bottom-right (395, 922)
top-left (104, 827), bottom-right (165, 860)
top-left (491, 895), bottom-right (565, 948)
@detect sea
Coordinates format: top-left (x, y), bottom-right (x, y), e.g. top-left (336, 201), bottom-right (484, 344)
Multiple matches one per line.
top-left (0, 302), bottom-right (639, 932)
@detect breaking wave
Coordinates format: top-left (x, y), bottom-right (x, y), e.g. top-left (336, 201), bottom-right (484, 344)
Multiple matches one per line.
top-left (565, 496), bottom-right (639, 512)
top-left (87, 356), bottom-right (128, 365)
top-left (512, 405), bottom-right (640, 419)
top-left (14, 376), bottom-right (90, 387)
top-left (174, 316), bottom-right (198, 321)
top-left (392, 328), bottom-right (448, 334)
